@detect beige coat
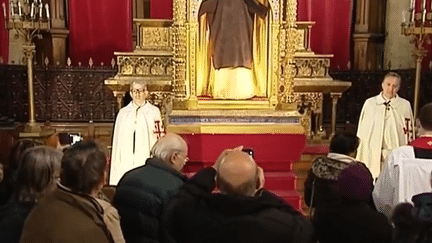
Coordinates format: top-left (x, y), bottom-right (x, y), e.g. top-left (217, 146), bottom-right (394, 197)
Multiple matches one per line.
top-left (20, 187), bottom-right (114, 243)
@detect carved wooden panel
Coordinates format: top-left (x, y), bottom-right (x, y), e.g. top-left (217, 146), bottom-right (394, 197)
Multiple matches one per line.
top-left (47, 68), bottom-right (117, 122)
top-left (294, 58), bottom-right (331, 78)
top-left (0, 65), bottom-right (117, 122)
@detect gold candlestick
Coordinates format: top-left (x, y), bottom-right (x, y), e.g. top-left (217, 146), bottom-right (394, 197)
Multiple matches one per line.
top-left (3, 1), bottom-right (54, 137)
top-left (402, 14), bottom-right (432, 118)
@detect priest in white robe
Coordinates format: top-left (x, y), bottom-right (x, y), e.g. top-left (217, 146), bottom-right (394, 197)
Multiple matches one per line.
top-left (109, 81), bottom-right (164, 185)
top-left (373, 103), bottom-right (432, 217)
top-left (356, 72), bottom-right (414, 179)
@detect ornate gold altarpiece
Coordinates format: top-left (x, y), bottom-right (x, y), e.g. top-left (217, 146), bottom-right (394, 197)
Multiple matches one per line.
top-left (105, 0), bottom-right (351, 137)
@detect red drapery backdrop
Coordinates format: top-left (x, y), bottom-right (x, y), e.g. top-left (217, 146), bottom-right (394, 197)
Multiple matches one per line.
top-left (298, 0), bottom-right (353, 70)
top-left (0, 0), bottom-right (8, 63)
top-left (151, 0), bottom-right (173, 19)
top-left (68, 0), bottom-right (133, 66)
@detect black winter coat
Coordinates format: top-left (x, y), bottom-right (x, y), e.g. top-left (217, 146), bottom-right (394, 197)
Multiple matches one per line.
top-left (0, 200), bottom-right (35, 243)
top-left (113, 157), bottom-right (186, 243)
top-left (163, 167), bottom-right (315, 243)
top-left (313, 200), bottom-right (392, 243)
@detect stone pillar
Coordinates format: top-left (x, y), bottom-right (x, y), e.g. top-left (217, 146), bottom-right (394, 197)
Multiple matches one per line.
top-left (48, 0), bottom-right (69, 65)
top-left (352, 0), bottom-right (387, 70)
top-left (383, 0), bottom-right (415, 70)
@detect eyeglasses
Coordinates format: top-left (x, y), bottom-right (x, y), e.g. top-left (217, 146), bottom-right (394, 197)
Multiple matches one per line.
top-left (131, 89), bottom-right (147, 94)
top-left (179, 152), bottom-right (189, 162)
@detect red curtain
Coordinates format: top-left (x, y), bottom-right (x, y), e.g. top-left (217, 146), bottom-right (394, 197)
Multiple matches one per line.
top-left (68, 0), bottom-right (133, 66)
top-left (298, 0), bottom-right (353, 70)
top-left (0, 0), bottom-right (8, 63)
top-left (151, 0), bottom-right (173, 19)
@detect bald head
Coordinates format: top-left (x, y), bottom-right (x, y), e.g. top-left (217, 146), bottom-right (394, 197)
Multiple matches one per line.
top-left (217, 151), bottom-right (258, 197)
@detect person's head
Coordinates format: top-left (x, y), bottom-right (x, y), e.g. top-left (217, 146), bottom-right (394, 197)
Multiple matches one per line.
top-left (337, 163), bottom-right (373, 202)
top-left (14, 146), bottom-right (62, 203)
top-left (417, 103), bottom-right (432, 135)
top-left (381, 72), bottom-right (401, 99)
top-left (150, 133), bottom-right (188, 172)
top-left (61, 141), bottom-right (107, 196)
top-left (392, 194), bottom-right (432, 243)
top-left (4, 139), bottom-right (43, 184)
top-left (130, 81), bottom-right (149, 106)
top-left (329, 132), bottom-right (360, 157)
top-left (216, 151), bottom-right (260, 197)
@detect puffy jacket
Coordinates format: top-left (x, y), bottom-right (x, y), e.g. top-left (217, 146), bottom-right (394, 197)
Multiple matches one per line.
top-left (113, 157), bottom-right (186, 243)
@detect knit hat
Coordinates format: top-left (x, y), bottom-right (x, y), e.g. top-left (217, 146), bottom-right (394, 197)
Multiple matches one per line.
top-left (337, 163), bottom-right (373, 202)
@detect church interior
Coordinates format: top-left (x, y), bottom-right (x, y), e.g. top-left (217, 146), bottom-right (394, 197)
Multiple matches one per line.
top-left (1, 0), bottom-right (432, 215)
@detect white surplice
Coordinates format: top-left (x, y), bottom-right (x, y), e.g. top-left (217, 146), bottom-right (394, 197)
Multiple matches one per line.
top-left (109, 101), bottom-right (163, 185)
top-left (356, 93), bottom-right (414, 179)
top-left (372, 145), bottom-right (432, 217)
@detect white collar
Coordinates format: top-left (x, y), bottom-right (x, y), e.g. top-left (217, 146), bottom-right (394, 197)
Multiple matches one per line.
top-left (377, 92), bottom-right (398, 105)
top-left (327, 152), bottom-right (357, 163)
top-left (132, 101), bottom-right (147, 110)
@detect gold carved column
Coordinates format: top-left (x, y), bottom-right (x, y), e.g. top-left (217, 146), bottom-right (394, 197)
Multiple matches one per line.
top-left (278, 0), bottom-right (297, 109)
top-left (172, 0), bottom-right (187, 105)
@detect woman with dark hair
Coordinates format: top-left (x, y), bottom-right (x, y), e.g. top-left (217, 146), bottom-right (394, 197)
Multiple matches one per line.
top-left (0, 146), bottom-right (62, 243)
top-left (0, 139), bottom-right (43, 205)
top-left (304, 132), bottom-right (373, 211)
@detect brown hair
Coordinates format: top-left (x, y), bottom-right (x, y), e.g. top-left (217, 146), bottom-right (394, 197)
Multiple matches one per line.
top-left (419, 103), bottom-right (432, 131)
top-left (14, 146), bottom-right (62, 203)
top-left (2, 139), bottom-right (43, 195)
top-left (61, 141), bottom-right (106, 194)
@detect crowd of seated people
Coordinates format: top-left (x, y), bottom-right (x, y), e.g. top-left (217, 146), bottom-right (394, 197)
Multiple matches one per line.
top-left (1, 105), bottom-right (432, 243)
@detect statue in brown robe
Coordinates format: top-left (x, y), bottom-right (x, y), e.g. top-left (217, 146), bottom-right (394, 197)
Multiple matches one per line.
top-left (198, 0), bottom-right (269, 69)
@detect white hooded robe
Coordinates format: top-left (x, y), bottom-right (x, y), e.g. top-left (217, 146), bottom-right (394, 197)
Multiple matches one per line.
top-left (356, 93), bottom-right (414, 179)
top-left (109, 101), bottom-right (163, 185)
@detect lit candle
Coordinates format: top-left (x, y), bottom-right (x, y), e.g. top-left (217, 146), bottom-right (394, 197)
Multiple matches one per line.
top-left (45, 3), bottom-right (49, 19)
top-left (30, 2), bottom-right (34, 18)
top-left (10, 1), bottom-right (15, 18)
top-left (2, 3), bottom-right (6, 19)
top-left (422, 0), bottom-right (427, 23)
top-left (38, 2), bottom-right (42, 18)
top-left (18, 1), bottom-right (22, 16)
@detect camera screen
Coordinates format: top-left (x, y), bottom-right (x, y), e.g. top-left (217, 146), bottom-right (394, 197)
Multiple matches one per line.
top-left (242, 148), bottom-right (254, 158)
top-left (59, 133), bottom-right (83, 146)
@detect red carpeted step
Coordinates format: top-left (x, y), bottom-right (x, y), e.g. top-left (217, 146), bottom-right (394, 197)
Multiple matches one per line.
top-left (270, 190), bottom-right (302, 211)
top-left (264, 172), bottom-right (296, 191)
top-left (303, 144), bottom-right (329, 155)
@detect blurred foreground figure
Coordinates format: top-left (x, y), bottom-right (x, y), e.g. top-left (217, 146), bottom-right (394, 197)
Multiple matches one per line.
top-left (163, 149), bottom-right (315, 243)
